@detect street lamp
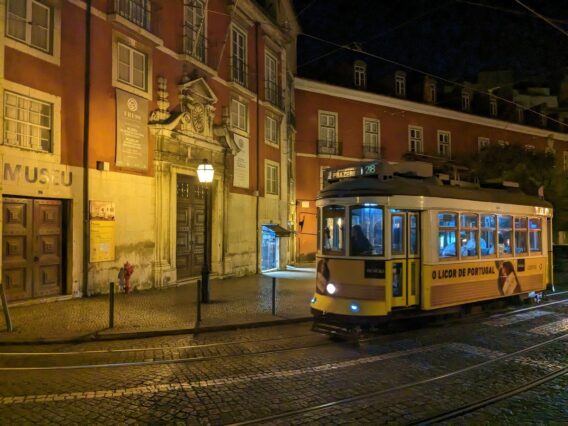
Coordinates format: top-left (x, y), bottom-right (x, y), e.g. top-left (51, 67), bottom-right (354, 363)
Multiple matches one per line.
top-left (197, 159), bottom-right (214, 303)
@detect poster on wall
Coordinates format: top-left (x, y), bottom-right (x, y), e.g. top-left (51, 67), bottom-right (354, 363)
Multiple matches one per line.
top-left (89, 201), bottom-right (116, 263)
top-left (233, 134), bottom-right (249, 188)
top-left (116, 89), bottom-right (149, 170)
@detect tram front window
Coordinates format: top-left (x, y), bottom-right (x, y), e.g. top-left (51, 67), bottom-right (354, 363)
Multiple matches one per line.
top-left (322, 205), bottom-right (345, 255)
top-left (350, 206), bottom-right (383, 256)
top-left (438, 212), bottom-right (457, 258)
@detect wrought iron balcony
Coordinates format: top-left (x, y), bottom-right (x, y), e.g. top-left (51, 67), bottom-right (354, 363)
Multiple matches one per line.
top-left (183, 23), bottom-right (206, 63)
top-left (113, 0), bottom-right (151, 31)
top-left (317, 140), bottom-right (342, 156)
top-left (230, 56), bottom-right (249, 89)
top-left (265, 80), bottom-right (284, 110)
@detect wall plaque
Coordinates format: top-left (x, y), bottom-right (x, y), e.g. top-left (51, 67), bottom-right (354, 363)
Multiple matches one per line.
top-left (233, 134), bottom-right (249, 188)
top-left (116, 89), bottom-right (149, 170)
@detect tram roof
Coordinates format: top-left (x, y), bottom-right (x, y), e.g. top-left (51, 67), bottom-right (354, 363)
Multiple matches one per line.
top-left (318, 175), bottom-right (553, 208)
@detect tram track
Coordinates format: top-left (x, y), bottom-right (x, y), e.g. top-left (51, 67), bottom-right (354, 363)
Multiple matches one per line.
top-left (227, 333), bottom-right (568, 425)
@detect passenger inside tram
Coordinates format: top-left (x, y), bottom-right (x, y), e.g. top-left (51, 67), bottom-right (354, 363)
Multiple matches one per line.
top-left (351, 225), bottom-right (373, 255)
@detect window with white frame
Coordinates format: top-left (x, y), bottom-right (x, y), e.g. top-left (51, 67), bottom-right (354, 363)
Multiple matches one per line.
top-left (265, 51), bottom-right (278, 104)
top-left (231, 27), bottom-right (247, 86)
top-left (7, 0), bottom-right (52, 53)
top-left (117, 43), bottom-right (147, 91)
top-left (265, 114), bottom-right (279, 146)
top-left (395, 72), bottom-right (406, 97)
top-left (489, 98), bottom-right (498, 117)
top-left (183, 0), bottom-right (205, 61)
top-left (319, 111), bottom-right (337, 143)
top-left (4, 90), bottom-right (52, 153)
top-left (564, 151), bottom-right (568, 172)
top-left (115, 0), bottom-right (151, 30)
top-left (354, 61), bottom-right (367, 89)
top-left (437, 130), bottom-right (451, 158)
top-left (266, 162), bottom-right (279, 195)
top-left (462, 91), bottom-right (471, 111)
top-left (478, 137), bottom-right (490, 151)
top-left (408, 126), bottom-right (423, 153)
top-left (231, 99), bottom-right (248, 131)
top-left (363, 118), bottom-right (380, 155)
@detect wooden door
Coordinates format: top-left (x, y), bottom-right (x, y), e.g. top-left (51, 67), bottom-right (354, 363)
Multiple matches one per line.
top-left (176, 175), bottom-right (205, 279)
top-left (2, 198), bottom-right (33, 301)
top-left (33, 199), bottom-right (63, 298)
top-left (2, 197), bottom-right (63, 301)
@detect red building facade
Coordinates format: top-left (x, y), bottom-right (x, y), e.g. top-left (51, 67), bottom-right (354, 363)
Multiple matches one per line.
top-left (0, 0), bottom-right (299, 302)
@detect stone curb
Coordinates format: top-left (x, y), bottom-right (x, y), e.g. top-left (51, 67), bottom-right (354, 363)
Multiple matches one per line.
top-left (0, 317), bottom-right (314, 346)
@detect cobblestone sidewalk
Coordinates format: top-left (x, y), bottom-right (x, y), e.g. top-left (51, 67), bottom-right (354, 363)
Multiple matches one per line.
top-left (0, 266), bottom-right (316, 343)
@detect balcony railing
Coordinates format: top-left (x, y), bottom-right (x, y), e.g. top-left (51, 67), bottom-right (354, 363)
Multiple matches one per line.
top-left (363, 143), bottom-right (381, 159)
top-left (230, 56), bottom-right (249, 89)
top-left (317, 140), bottom-right (342, 156)
top-left (183, 23), bottom-right (206, 63)
top-left (114, 0), bottom-right (151, 31)
top-left (265, 80), bottom-right (284, 110)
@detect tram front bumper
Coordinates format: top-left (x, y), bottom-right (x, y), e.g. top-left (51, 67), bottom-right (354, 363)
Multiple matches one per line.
top-left (310, 293), bottom-right (389, 317)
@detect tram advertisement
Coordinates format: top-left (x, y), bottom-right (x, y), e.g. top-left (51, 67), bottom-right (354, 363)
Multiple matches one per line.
top-left (425, 258), bottom-right (545, 304)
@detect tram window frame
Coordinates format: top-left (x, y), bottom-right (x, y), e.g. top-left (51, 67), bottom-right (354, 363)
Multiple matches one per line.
top-left (514, 217), bottom-right (528, 255)
top-left (349, 205), bottom-right (384, 257)
top-left (460, 213), bottom-right (479, 258)
top-left (529, 217), bottom-right (542, 253)
top-left (322, 205), bottom-right (345, 255)
top-left (480, 214), bottom-right (497, 257)
top-left (497, 215), bottom-right (513, 256)
top-left (438, 212), bottom-right (458, 259)
top-left (316, 207), bottom-right (321, 252)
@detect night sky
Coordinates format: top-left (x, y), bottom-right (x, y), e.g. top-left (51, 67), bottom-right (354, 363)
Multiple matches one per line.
top-left (293, 0), bottom-right (568, 85)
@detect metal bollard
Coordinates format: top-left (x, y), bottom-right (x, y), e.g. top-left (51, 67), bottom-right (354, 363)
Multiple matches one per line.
top-left (272, 277), bottom-right (276, 316)
top-left (0, 282), bottom-right (13, 332)
top-left (109, 282), bottom-right (115, 329)
top-left (196, 279), bottom-right (202, 325)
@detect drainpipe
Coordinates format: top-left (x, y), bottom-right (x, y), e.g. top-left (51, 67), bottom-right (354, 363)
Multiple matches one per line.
top-left (255, 22), bottom-right (260, 274)
top-left (82, 0), bottom-right (91, 296)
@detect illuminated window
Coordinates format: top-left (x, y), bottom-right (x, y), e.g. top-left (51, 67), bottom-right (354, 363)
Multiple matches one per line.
top-left (438, 212), bottom-right (457, 258)
top-left (350, 206), bottom-right (383, 256)
top-left (480, 215), bottom-right (496, 256)
top-left (460, 213), bottom-right (478, 257)
top-left (7, 0), bottom-right (51, 53)
top-left (4, 91), bottom-right (52, 153)
top-left (514, 217), bottom-right (528, 254)
top-left (498, 215), bottom-right (513, 255)
top-left (322, 205), bottom-right (345, 255)
top-left (529, 218), bottom-right (542, 253)
top-left (231, 99), bottom-right (247, 131)
top-left (117, 43), bottom-right (147, 91)
top-left (437, 130), bottom-right (451, 158)
top-left (408, 126), bottom-right (423, 153)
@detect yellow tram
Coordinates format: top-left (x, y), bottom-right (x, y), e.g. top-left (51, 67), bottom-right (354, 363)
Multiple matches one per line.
top-left (311, 160), bottom-right (553, 325)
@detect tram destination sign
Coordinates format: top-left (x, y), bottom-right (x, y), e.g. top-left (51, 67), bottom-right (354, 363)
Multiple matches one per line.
top-left (326, 162), bottom-right (379, 181)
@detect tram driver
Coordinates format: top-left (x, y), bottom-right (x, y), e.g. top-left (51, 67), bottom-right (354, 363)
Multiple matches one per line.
top-left (351, 225), bottom-right (373, 255)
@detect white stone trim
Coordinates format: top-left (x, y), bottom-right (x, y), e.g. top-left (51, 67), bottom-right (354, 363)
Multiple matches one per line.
top-left (295, 78), bottom-right (568, 142)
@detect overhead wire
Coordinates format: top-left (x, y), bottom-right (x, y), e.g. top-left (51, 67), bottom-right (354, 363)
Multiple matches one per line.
top-left (513, 0), bottom-right (568, 38)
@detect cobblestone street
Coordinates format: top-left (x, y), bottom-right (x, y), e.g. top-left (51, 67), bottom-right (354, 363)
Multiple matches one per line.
top-left (0, 291), bottom-right (566, 424)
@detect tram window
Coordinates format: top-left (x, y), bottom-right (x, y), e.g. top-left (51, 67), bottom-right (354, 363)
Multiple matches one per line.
top-left (460, 213), bottom-right (478, 257)
top-left (316, 208), bottom-right (321, 251)
top-left (480, 214), bottom-right (496, 256)
top-left (322, 206), bottom-right (345, 255)
top-left (391, 215), bottom-right (405, 255)
top-left (529, 218), bottom-right (542, 252)
top-left (409, 214), bottom-right (419, 255)
top-left (514, 217), bottom-right (528, 254)
top-left (438, 212), bottom-right (457, 258)
top-left (350, 206), bottom-right (383, 256)
top-left (498, 215), bottom-right (513, 255)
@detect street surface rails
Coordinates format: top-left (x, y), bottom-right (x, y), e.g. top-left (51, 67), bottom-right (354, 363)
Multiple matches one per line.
top-left (0, 293), bottom-right (567, 424)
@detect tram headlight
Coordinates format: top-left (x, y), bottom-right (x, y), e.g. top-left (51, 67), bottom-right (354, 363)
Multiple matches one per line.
top-left (311, 296), bottom-right (317, 304)
top-left (350, 303), bottom-right (360, 313)
top-left (326, 283), bottom-right (337, 295)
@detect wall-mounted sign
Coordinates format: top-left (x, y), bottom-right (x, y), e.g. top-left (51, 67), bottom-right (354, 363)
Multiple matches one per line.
top-left (116, 89), bottom-right (149, 170)
top-left (233, 134), bottom-right (249, 188)
top-left (89, 201), bottom-right (116, 262)
top-left (3, 162), bottom-right (72, 186)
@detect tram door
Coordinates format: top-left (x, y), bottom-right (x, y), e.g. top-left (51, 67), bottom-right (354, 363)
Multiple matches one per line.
top-left (390, 211), bottom-right (420, 308)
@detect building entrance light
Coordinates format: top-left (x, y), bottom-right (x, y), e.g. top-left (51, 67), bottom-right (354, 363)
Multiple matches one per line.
top-left (197, 159), bottom-right (214, 183)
